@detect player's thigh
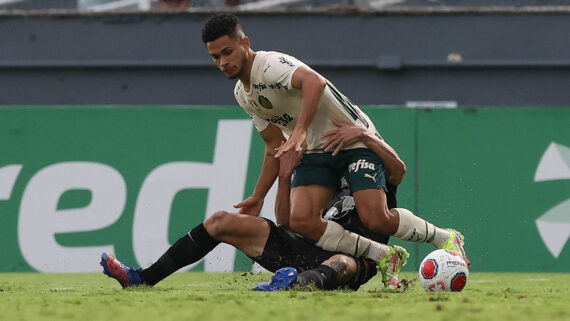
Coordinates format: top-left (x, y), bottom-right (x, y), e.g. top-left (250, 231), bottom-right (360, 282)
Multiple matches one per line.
top-left (352, 188), bottom-right (390, 222)
top-left (290, 185), bottom-right (336, 222)
top-left (204, 211), bottom-right (270, 257)
top-left (352, 188), bottom-right (399, 233)
top-left (292, 152), bottom-right (342, 188)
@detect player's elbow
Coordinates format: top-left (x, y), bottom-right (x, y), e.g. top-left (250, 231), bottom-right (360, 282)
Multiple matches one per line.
top-left (387, 161), bottom-right (406, 186)
top-left (304, 72), bottom-right (326, 94)
top-left (314, 74), bottom-right (326, 93)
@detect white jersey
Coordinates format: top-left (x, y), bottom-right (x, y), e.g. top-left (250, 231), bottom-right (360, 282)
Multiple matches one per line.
top-left (234, 51), bottom-right (378, 153)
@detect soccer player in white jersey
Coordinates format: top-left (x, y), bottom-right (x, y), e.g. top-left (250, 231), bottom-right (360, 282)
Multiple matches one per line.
top-left (201, 14), bottom-right (469, 279)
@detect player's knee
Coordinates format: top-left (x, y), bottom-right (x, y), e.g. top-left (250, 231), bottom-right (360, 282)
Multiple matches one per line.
top-left (288, 217), bottom-right (309, 235)
top-left (204, 210), bottom-right (232, 237)
top-left (289, 215), bottom-right (321, 241)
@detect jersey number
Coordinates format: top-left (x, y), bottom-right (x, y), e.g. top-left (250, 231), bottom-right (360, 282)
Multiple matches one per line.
top-left (327, 81), bottom-right (369, 128)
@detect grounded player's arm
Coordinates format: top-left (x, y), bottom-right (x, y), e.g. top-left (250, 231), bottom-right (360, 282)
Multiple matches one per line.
top-left (234, 123), bottom-right (285, 215)
top-left (274, 67), bottom-right (326, 157)
top-left (274, 147), bottom-right (302, 227)
top-left (321, 119), bottom-right (406, 185)
top-left (361, 132), bottom-right (406, 185)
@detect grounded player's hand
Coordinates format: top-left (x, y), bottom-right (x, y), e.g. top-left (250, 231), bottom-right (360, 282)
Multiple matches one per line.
top-left (233, 196), bottom-right (264, 216)
top-left (278, 147), bottom-right (303, 178)
top-left (321, 119), bottom-right (365, 156)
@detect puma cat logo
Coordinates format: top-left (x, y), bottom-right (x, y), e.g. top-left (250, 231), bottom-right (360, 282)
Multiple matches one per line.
top-left (364, 173), bottom-right (378, 182)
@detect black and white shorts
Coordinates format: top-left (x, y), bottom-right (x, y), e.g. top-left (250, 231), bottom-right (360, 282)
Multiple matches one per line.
top-left (251, 219), bottom-right (378, 290)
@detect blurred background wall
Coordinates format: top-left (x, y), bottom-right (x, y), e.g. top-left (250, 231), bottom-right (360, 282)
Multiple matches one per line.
top-left (0, 2), bottom-right (568, 106)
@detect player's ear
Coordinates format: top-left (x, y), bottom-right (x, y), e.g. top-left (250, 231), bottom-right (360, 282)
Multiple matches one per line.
top-left (240, 36), bottom-right (250, 50)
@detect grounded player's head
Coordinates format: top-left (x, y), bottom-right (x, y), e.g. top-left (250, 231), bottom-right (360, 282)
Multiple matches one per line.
top-left (201, 14), bottom-right (245, 44)
top-left (202, 14), bottom-right (251, 80)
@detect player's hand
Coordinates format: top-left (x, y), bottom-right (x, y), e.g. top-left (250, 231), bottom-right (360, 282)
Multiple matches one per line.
top-left (278, 141), bottom-right (303, 178)
top-left (321, 119), bottom-right (366, 156)
top-left (274, 130), bottom-right (306, 158)
top-left (233, 195), bottom-right (264, 216)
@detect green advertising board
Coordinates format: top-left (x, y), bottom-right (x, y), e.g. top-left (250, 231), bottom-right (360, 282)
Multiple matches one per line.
top-left (0, 106), bottom-right (568, 273)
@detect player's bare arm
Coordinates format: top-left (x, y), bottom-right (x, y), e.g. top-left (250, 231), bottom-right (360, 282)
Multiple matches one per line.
top-left (234, 123), bottom-right (285, 215)
top-left (274, 66), bottom-right (326, 157)
top-left (274, 145), bottom-right (303, 227)
top-left (321, 119), bottom-right (406, 185)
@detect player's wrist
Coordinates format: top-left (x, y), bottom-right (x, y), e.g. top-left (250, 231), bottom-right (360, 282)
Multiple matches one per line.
top-left (360, 130), bottom-right (375, 144)
top-left (248, 192), bottom-right (265, 203)
top-left (278, 170), bottom-right (294, 180)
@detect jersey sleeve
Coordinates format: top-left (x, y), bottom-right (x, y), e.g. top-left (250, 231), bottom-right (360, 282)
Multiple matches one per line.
top-left (248, 112), bottom-right (269, 132)
top-left (260, 53), bottom-right (302, 90)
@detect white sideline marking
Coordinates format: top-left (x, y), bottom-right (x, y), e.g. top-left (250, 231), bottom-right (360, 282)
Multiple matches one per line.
top-left (49, 287), bottom-right (75, 291)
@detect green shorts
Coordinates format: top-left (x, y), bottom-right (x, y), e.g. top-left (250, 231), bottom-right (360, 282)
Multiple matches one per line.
top-left (292, 148), bottom-right (386, 193)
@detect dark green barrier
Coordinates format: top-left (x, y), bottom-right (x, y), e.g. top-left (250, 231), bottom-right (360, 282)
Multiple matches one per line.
top-left (0, 106), bottom-right (568, 272)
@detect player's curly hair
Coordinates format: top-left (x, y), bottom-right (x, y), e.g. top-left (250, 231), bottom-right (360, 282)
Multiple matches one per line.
top-left (201, 14), bottom-right (244, 44)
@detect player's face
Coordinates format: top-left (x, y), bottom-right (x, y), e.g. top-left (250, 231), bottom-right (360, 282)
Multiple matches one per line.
top-left (206, 35), bottom-right (249, 80)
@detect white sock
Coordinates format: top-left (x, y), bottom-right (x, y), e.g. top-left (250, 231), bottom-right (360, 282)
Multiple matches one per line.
top-left (366, 241), bottom-right (392, 262)
top-left (393, 208), bottom-right (450, 247)
top-left (316, 220), bottom-right (391, 261)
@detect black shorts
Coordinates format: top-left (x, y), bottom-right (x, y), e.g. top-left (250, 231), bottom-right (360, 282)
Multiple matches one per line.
top-left (251, 219), bottom-right (378, 290)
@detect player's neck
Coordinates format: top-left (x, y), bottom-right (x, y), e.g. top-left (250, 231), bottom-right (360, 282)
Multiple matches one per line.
top-left (240, 50), bottom-right (257, 92)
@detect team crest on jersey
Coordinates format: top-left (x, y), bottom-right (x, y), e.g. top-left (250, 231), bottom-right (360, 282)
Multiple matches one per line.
top-left (258, 95), bottom-right (273, 109)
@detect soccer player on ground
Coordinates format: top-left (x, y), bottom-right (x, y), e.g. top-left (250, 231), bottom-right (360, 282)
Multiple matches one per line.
top-left (102, 123), bottom-right (406, 291)
top-left (201, 14), bottom-right (469, 267)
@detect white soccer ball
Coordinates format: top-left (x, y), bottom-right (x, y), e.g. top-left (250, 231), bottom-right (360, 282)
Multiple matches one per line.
top-left (419, 249), bottom-right (469, 292)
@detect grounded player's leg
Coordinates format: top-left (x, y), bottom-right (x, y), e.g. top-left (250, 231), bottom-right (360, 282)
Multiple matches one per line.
top-left (141, 211), bottom-right (270, 285)
top-left (203, 211), bottom-right (270, 258)
top-left (139, 222), bottom-right (220, 286)
top-left (255, 255), bottom-right (356, 291)
top-left (296, 254), bottom-right (356, 290)
top-left (252, 219), bottom-right (405, 290)
top-left (100, 221), bottom-right (220, 288)
top-left (102, 212), bottom-right (271, 288)
top-left (257, 254), bottom-right (381, 291)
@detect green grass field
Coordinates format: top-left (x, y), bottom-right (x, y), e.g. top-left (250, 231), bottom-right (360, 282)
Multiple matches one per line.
top-left (1, 272), bottom-right (568, 321)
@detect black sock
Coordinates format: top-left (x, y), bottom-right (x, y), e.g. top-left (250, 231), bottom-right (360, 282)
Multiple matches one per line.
top-left (139, 223), bottom-right (220, 286)
top-left (297, 265), bottom-right (339, 290)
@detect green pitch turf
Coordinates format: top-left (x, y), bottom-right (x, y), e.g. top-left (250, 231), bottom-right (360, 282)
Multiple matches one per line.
top-left (1, 272), bottom-right (568, 321)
